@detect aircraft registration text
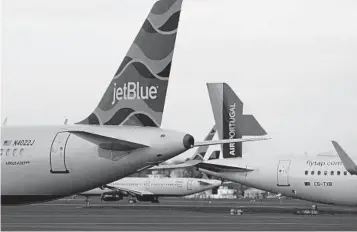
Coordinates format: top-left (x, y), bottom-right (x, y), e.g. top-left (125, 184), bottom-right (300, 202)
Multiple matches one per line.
top-left (314, 181), bottom-right (332, 187)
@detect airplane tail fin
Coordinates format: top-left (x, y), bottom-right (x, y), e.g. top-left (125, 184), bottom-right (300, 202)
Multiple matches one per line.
top-left (207, 83), bottom-right (267, 158)
top-left (77, 0), bottom-right (183, 127)
top-left (191, 126), bottom-right (216, 160)
top-left (208, 150), bottom-right (220, 160)
top-left (201, 173), bottom-right (210, 179)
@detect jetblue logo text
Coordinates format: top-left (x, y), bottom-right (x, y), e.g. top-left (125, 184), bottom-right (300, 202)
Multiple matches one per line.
top-left (111, 82), bottom-right (158, 105)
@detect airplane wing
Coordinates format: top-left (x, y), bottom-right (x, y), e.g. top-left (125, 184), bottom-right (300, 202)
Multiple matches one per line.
top-left (149, 160), bottom-right (201, 170)
top-left (193, 137), bottom-right (270, 147)
top-left (102, 185), bottom-right (154, 197)
top-left (331, 141), bottom-right (357, 175)
top-left (68, 130), bottom-right (148, 151)
top-left (196, 162), bottom-right (254, 173)
top-left (150, 159), bottom-right (255, 173)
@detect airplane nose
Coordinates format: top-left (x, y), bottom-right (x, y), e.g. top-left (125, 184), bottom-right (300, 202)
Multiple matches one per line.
top-left (183, 134), bottom-right (194, 149)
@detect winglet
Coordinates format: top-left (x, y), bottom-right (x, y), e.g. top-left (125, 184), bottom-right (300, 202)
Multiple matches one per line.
top-left (2, 117), bottom-right (8, 126)
top-left (331, 141), bottom-right (357, 175)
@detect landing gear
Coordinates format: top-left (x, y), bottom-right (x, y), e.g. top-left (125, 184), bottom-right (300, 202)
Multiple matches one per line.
top-left (151, 196), bottom-right (159, 203)
top-left (128, 198), bottom-right (137, 204)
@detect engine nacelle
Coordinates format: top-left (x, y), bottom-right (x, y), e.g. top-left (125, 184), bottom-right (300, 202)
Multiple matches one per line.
top-left (101, 193), bottom-right (123, 202)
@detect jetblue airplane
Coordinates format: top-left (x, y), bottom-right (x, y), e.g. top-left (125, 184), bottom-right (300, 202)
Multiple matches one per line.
top-left (1, 1), bottom-right (264, 206)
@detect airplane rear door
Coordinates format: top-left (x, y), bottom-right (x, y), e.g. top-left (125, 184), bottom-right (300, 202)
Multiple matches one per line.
top-left (277, 160), bottom-right (291, 186)
top-left (187, 180), bottom-right (193, 190)
top-left (144, 180), bottom-right (150, 190)
top-left (50, 132), bottom-right (70, 174)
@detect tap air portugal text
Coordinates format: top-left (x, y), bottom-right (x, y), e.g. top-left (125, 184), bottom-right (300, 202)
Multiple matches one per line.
top-left (228, 103), bottom-right (236, 156)
top-left (111, 82), bottom-right (159, 105)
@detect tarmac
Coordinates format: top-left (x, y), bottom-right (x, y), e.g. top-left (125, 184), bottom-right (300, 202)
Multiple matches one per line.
top-left (2, 197), bottom-right (357, 231)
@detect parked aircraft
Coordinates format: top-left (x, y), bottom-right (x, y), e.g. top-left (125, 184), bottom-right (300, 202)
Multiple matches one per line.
top-left (1, 1), bottom-right (266, 206)
top-left (78, 126), bottom-right (220, 205)
top-left (79, 177), bottom-right (221, 205)
top-left (196, 83), bottom-right (357, 206)
top-left (153, 83), bottom-right (357, 206)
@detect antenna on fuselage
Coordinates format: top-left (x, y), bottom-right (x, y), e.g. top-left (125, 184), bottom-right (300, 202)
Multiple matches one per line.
top-left (2, 117), bottom-right (8, 126)
top-left (64, 118), bottom-right (68, 125)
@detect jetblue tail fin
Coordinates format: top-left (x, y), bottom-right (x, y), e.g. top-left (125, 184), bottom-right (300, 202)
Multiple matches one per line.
top-left (207, 83), bottom-right (267, 158)
top-left (78, 0), bottom-right (183, 127)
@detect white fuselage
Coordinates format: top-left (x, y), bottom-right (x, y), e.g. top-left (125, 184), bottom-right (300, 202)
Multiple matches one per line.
top-left (80, 177), bottom-right (221, 197)
top-left (200, 156), bottom-right (357, 206)
top-left (1, 125), bottom-right (189, 205)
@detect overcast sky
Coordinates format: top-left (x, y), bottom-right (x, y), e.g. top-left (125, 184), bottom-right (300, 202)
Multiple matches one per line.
top-left (2, 0), bottom-right (357, 161)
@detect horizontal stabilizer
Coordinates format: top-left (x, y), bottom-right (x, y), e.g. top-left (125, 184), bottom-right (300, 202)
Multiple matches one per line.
top-left (196, 162), bottom-right (254, 173)
top-left (193, 137), bottom-right (270, 147)
top-left (240, 115), bottom-right (267, 136)
top-left (68, 131), bottom-right (148, 151)
top-left (331, 141), bottom-right (357, 175)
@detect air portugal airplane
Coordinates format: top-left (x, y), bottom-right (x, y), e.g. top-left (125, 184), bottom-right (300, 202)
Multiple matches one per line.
top-left (1, 0), bottom-right (263, 206)
top-left (196, 83), bottom-right (357, 207)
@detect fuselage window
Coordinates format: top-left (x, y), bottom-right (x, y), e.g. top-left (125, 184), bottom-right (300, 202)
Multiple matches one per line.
top-left (0, 148), bottom-right (3, 156)
top-left (317, 171), bottom-right (321, 175)
top-left (330, 171), bottom-right (334, 176)
top-left (13, 148), bottom-right (18, 156)
top-left (324, 171), bottom-right (328, 175)
top-left (344, 171), bottom-right (347, 176)
top-left (6, 149), bottom-right (11, 156)
top-left (311, 171), bottom-right (315, 175)
top-left (337, 171), bottom-right (341, 175)
top-left (305, 171), bottom-right (308, 175)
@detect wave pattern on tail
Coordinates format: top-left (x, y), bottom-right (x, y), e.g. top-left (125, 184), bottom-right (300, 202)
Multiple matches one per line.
top-left (78, 0), bottom-right (183, 127)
